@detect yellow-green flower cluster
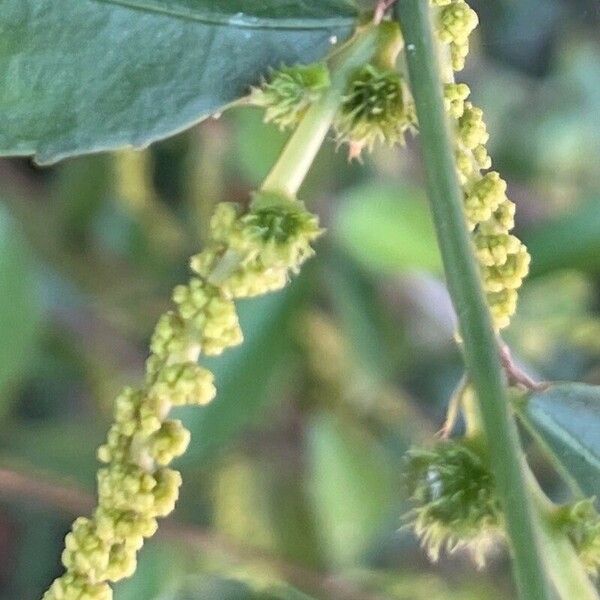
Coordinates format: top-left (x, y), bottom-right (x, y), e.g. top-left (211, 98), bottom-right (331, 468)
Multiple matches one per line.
top-left (436, 1), bottom-right (530, 331)
top-left (405, 440), bottom-right (502, 567)
top-left (334, 63), bottom-right (415, 155)
top-left (43, 191), bottom-right (322, 600)
top-left (433, 0), bottom-right (479, 71)
top-left (556, 499), bottom-right (600, 577)
top-left (250, 62), bottom-right (331, 130)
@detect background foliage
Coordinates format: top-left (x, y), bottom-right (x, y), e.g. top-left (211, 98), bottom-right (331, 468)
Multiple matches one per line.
top-left (0, 0), bottom-right (599, 597)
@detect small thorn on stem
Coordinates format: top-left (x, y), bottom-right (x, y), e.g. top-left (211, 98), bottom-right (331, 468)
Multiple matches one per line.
top-left (499, 343), bottom-right (548, 391)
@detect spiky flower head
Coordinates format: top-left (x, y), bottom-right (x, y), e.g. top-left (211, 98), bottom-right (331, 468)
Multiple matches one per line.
top-left (556, 499), bottom-right (600, 577)
top-left (191, 192), bottom-right (322, 298)
top-left (404, 440), bottom-right (502, 567)
top-left (335, 64), bottom-right (415, 159)
top-left (250, 62), bottom-right (330, 130)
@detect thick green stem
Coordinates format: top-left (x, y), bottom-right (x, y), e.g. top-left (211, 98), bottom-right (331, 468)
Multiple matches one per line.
top-left (395, 2), bottom-right (551, 599)
top-left (261, 25), bottom-right (384, 196)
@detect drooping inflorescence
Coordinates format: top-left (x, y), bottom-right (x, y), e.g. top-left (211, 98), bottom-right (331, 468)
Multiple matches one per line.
top-left (434, 0), bottom-right (531, 331)
top-left (43, 191), bottom-right (322, 600)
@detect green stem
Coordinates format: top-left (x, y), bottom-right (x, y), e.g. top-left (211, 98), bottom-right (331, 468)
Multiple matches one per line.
top-left (261, 25), bottom-right (384, 196)
top-left (395, 2), bottom-right (551, 599)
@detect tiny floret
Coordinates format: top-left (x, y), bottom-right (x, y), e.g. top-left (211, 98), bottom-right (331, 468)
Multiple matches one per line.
top-left (335, 64), bottom-right (415, 157)
top-left (250, 62), bottom-right (331, 130)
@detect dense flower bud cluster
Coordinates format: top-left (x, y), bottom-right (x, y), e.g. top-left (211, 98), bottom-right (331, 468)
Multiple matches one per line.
top-left (44, 191), bottom-right (322, 599)
top-left (250, 63), bottom-right (331, 130)
top-left (334, 63), bottom-right (415, 155)
top-left (433, 0), bottom-right (478, 71)
top-left (435, 0), bottom-right (530, 331)
top-left (556, 499), bottom-right (600, 577)
top-left (405, 440), bottom-right (502, 567)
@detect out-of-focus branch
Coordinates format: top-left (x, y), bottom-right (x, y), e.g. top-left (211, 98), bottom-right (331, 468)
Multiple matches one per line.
top-left (0, 464), bottom-right (389, 600)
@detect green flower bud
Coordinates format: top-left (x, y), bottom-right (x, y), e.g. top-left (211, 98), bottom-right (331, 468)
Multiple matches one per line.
top-left (43, 573), bottom-right (112, 600)
top-left (105, 543), bottom-right (138, 582)
top-left (62, 518), bottom-right (110, 582)
top-left (405, 440), bottom-right (502, 566)
top-left (478, 200), bottom-right (516, 235)
top-left (444, 82), bottom-right (470, 119)
top-left (149, 362), bottom-right (216, 407)
top-left (250, 62), bottom-right (330, 130)
top-left (97, 424), bottom-right (131, 465)
top-left (152, 468), bottom-right (182, 517)
top-left (97, 465), bottom-right (157, 514)
top-left (94, 508), bottom-right (157, 544)
top-left (335, 64), bottom-right (415, 156)
top-left (464, 172), bottom-right (507, 228)
top-left (172, 279), bottom-right (242, 355)
top-left (472, 144), bottom-right (491, 169)
top-left (147, 420), bottom-right (191, 466)
top-left (436, 1), bottom-right (478, 71)
top-left (481, 245), bottom-right (530, 293)
top-left (474, 233), bottom-right (523, 267)
top-left (437, 1), bottom-right (478, 44)
top-left (556, 499), bottom-right (600, 577)
top-left (148, 312), bottom-right (189, 362)
top-left (487, 288), bottom-right (518, 331)
top-left (458, 103), bottom-right (489, 150)
top-left (450, 40), bottom-right (470, 72)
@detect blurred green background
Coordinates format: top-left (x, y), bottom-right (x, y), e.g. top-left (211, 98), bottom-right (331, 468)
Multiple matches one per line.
top-left (1, 1), bottom-right (599, 598)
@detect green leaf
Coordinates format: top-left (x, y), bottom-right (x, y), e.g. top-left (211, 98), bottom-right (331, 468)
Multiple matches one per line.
top-left (0, 204), bottom-right (41, 399)
top-left (525, 198), bottom-right (600, 277)
top-left (333, 182), bottom-right (442, 274)
top-left (175, 276), bottom-right (308, 463)
top-left (114, 541), bottom-right (189, 600)
top-left (515, 383), bottom-right (600, 497)
top-left (1, 1), bottom-right (355, 164)
top-left (306, 412), bottom-right (394, 567)
top-left (100, 0), bottom-right (358, 25)
top-left (232, 108), bottom-right (288, 186)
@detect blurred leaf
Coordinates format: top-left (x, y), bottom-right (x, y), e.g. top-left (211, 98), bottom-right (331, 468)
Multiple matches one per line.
top-left (0, 204), bottom-right (41, 402)
top-left (104, 0), bottom-right (357, 23)
top-left (306, 412), bottom-right (394, 566)
top-left (164, 574), bottom-right (315, 600)
top-left (176, 278), bottom-right (308, 462)
top-left (334, 182), bottom-right (441, 274)
top-left (114, 542), bottom-right (190, 600)
top-left (1, 1), bottom-right (353, 164)
top-left (12, 511), bottom-right (66, 600)
top-left (267, 464), bottom-right (325, 569)
top-left (324, 253), bottom-right (408, 384)
top-left (525, 198), bottom-right (600, 276)
top-left (212, 455), bottom-right (276, 552)
top-left (515, 383), bottom-right (600, 497)
top-left (232, 109), bottom-right (288, 186)
top-left (3, 422), bottom-right (105, 488)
